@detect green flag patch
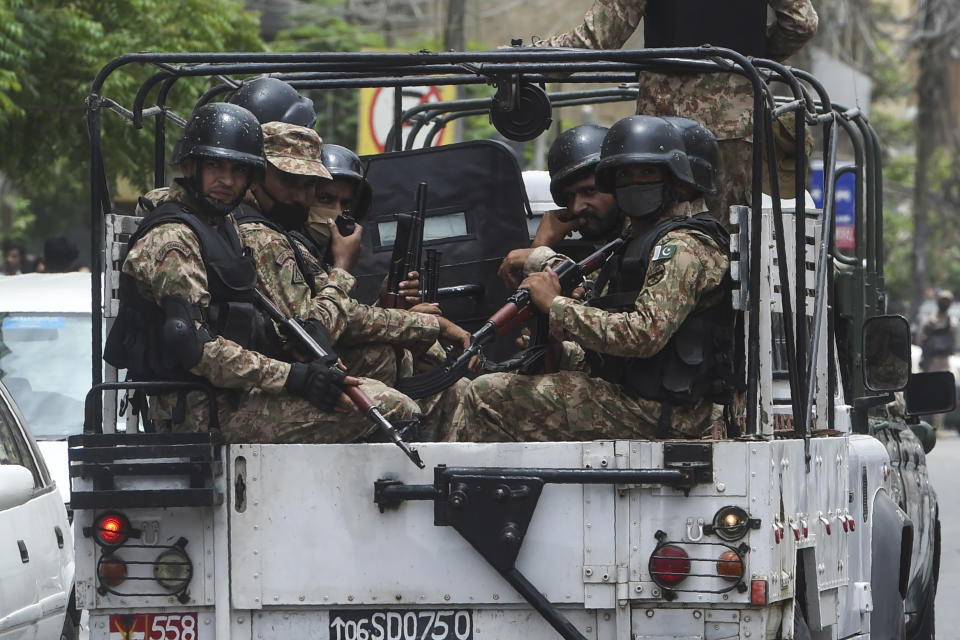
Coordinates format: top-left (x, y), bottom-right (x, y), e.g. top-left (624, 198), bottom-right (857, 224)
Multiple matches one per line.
top-left (652, 244), bottom-right (677, 262)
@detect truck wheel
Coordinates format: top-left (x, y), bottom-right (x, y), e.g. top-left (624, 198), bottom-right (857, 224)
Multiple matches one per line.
top-left (909, 593), bottom-right (935, 640)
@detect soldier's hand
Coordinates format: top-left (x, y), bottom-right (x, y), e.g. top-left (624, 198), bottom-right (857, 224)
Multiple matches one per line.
top-left (378, 270), bottom-right (420, 308)
top-left (437, 316), bottom-right (481, 372)
top-left (498, 248), bottom-right (534, 288)
top-left (409, 302), bottom-right (442, 315)
top-left (330, 219), bottom-right (363, 272)
top-left (532, 209), bottom-right (581, 247)
top-left (515, 327), bottom-right (532, 350)
top-left (519, 268), bottom-right (562, 313)
top-left (285, 360), bottom-right (356, 412)
top-left (334, 375), bottom-right (363, 412)
top-left (570, 286), bottom-right (586, 301)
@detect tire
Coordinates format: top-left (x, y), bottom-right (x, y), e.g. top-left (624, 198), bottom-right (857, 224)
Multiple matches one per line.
top-left (909, 590), bottom-right (936, 640)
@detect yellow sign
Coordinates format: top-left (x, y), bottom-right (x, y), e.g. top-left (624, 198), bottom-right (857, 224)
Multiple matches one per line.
top-left (357, 84), bottom-right (458, 155)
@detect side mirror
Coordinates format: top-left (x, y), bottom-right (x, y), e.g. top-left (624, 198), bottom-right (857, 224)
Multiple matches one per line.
top-left (0, 464), bottom-right (36, 510)
top-left (862, 315), bottom-right (911, 392)
top-left (905, 370), bottom-right (957, 416)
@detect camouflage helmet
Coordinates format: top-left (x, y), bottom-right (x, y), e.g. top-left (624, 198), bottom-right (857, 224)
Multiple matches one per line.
top-left (546, 124), bottom-right (608, 207)
top-left (595, 115), bottom-right (696, 193)
top-left (320, 144), bottom-right (372, 219)
top-left (261, 122), bottom-right (332, 180)
top-left (663, 116), bottom-right (719, 195)
top-left (226, 77), bottom-right (317, 128)
top-left (170, 103), bottom-right (265, 170)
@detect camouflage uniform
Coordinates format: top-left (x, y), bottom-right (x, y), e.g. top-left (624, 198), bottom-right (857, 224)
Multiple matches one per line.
top-left (129, 181), bottom-right (421, 443)
top-left (538, 0), bottom-right (818, 218)
top-left (254, 122), bottom-right (463, 438)
top-left (452, 201), bottom-right (729, 441)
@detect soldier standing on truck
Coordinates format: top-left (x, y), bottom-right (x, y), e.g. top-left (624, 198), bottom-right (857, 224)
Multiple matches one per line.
top-left (534, 0), bottom-right (818, 219)
top-left (106, 103), bottom-right (424, 442)
top-left (246, 121), bottom-right (471, 434)
top-left (451, 115), bottom-right (732, 441)
top-left (497, 124), bottom-right (625, 290)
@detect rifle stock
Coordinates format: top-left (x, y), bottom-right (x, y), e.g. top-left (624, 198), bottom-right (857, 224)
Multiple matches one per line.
top-left (252, 289), bottom-right (425, 468)
top-left (394, 237), bottom-right (625, 399)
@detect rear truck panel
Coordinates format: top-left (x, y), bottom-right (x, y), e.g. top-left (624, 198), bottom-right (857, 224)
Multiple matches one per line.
top-left (71, 436), bottom-right (894, 639)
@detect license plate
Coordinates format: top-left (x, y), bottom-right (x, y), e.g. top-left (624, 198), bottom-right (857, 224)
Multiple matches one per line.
top-left (329, 609), bottom-right (473, 640)
top-left (109, 613), bottom-right (199, 640)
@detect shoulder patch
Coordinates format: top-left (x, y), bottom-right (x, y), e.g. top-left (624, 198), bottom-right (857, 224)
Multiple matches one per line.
top-left (651, 244), bottom-right (677, 262)
top-left (645, 262), bottom-right (667, 287)
top-left (155, 240), bottom-right (193, 263)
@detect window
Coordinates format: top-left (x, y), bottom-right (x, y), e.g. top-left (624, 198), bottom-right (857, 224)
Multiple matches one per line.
top-left (0, 394), bottom-right (39, 487)
top-left (377, 211), bottom-right (469, 247)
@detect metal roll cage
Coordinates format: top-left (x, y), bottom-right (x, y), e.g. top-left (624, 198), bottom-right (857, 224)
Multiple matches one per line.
top-left (87, 46), bottom-right (871, 444)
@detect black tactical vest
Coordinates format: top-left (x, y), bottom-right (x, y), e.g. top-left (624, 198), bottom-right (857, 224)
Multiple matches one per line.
top-left (585, 212), bottom-right (734, 410)
top-left (104, 201), bottom-right (265, 382)
top-left (643, 0), bottom-right (767, 58)
top-left (232, 204), bottom-right (322, 297)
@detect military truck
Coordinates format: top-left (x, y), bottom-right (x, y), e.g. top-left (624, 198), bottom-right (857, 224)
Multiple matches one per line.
top-left (70, 48), bottom-right (952, 640)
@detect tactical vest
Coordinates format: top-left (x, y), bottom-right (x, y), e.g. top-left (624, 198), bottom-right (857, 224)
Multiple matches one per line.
top-left (643, 0), bottom-right (767, 58)
top-left (585, 213), bottom-right (734, 413)
top-left (104, 201), bottom-right (275, 383)
top-left (232, 204), bottom-right (322, 297)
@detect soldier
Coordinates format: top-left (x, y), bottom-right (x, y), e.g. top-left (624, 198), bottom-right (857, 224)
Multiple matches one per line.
top-left (106, 103), bottom-right (421, 443)
top-left (248, 122), bottom-right (470, 436)
top-left (497, 124), bottom-right (624, 289)
top-left (452, 116), bottom-right (732, 441)
top-left (534, 0), bottom-right (818, 219)
top-left (918, 290), bottom-right (959, 428)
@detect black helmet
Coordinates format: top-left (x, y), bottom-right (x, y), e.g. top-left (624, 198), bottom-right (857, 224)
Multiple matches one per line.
top-left (547, 124), bottom-right (608, 206)
top-left (595, 115), bottom-right (696, 193)
top-left (226, 77), bottom-right (317, 128)
top-left (171, 103), bottom-right (265, 169)
top-left (320, 144), bottom-right (372, 219)
top-left (663, 116), bottom-right (719, 194)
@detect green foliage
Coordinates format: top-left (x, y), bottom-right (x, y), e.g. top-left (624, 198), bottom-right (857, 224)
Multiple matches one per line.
top-left (0, 0), bottom-right (264, 241)
top-left (270, 8), bottom-right (384, 149)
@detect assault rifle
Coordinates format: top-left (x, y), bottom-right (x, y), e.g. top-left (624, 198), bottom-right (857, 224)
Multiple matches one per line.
top-left (383, 182), bottom-right (427, 308)
top-left (252, 289), bottom-right (425, 469)
top-left (394, 236), bottom-right (626, 399)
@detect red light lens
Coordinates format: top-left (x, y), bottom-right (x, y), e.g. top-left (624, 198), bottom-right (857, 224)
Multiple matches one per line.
top-left (95, 513), bottom-right (129, 547)
top-left (751, 579), bottom-right (768, 605)
top-left (649, 544), bottom-right (691, 587)
top-left (716, 551), bottom-right (743, 582)
top-left (98, 554), bottom-right (128, 587)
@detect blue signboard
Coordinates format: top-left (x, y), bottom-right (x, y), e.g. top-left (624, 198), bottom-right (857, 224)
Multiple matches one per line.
top-left (810, 164), bottom-right (856, 250)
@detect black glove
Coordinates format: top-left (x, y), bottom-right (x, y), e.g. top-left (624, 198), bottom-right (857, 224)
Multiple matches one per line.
top-left (284, 359), bottom-right (347, 412)
top-left (297, 318), bottom-right (337, 357)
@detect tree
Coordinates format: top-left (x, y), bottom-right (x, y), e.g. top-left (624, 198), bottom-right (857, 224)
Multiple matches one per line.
top-left (0, 0), bottom-right (264, 243)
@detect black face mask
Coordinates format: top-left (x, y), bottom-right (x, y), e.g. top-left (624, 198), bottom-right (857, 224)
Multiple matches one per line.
top-left (615, 182), bottom-right (665, 219)
top-left (259, 183), bottom-right (310, 230)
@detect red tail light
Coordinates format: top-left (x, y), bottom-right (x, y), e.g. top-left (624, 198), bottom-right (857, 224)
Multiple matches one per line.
top-left (716, 551), bottom-right (743, 582)
top-left (751, 579), bottom-right (768, 605)
top-left (94, 512), bottom-right (131, 547)
top-left (98, 554), bottom-right (128, 587)
top-left (649, 544), bottom-right (691, 587)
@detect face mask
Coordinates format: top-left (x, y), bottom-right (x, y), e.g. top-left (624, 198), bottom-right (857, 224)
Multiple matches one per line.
top-left (304, 206), bottom-right (338, 252)
top-left (615, 182), bottom-right (665, 219)
top-left (259, 183), bottom-right (310, 230)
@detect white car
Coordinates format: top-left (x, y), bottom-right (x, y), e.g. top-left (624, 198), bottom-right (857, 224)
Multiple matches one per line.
top-left (0, 273), bottom-right (91, 506)
top-left (0, 379), bottom-right (76, 639)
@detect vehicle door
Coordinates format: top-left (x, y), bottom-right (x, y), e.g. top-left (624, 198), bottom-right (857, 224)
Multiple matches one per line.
top-left (0, 385), bottom-right (70, 639)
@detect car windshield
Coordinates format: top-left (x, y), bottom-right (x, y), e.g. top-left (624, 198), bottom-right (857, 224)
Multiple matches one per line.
top-left (0, 313), bottom-right (90, 439)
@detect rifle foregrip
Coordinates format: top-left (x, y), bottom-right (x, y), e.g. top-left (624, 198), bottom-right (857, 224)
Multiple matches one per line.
top-left (344, 384), bottom-right (375, 413)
